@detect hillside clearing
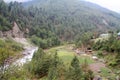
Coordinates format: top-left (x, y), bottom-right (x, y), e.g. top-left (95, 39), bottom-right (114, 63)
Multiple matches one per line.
top-left (46, 45), bottom-right (94, 65)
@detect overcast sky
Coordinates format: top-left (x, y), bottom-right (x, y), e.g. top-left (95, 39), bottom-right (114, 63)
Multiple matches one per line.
top-left (4, 0), bottom-right (120, 13)
top-left (86, 0), bottom-right (120, 13)
top-left (4, 0), bottom-right (31, 2)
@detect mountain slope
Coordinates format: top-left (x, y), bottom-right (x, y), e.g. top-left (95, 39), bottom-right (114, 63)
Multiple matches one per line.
top-left (1, 0), bottom-right (120, 43)
top-left (23, 0), bottom-right (120, 40)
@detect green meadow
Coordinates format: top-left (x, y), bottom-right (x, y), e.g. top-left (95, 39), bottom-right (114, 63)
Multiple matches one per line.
top-left (46, 45), bottom-right (94, 65)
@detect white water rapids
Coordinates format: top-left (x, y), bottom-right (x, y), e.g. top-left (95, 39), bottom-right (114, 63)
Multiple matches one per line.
top-left (13, 38), bottom-right (38, 66)
top-left (13, 46), bottom-right (38, 66)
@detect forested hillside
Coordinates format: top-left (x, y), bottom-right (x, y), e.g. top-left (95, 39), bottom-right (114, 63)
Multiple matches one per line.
top-left (23, 0), bottom-right (120, 40)
top-left (1, 0), bottom-right (120, 79)
top-left (1, 0), bottom-right (120, 47)
top-left (0, 0), bottom-right (60, 48)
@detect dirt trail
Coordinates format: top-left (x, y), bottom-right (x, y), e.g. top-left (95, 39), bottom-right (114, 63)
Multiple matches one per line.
top-left (89, 62), bottom-right (106, 73)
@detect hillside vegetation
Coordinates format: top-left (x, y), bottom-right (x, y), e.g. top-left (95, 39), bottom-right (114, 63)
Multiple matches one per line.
top-left (0, 0), bottom-right (120, 79)
top-left (1, 0), bottom-right (120, 44)
top-left (0, 38), bottom-right (23, 68)
top-left (23, 0), bottom-right (120, 40)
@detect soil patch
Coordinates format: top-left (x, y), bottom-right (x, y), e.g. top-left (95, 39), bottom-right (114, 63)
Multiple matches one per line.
top-left (89, 62), bottom-right (106, 73)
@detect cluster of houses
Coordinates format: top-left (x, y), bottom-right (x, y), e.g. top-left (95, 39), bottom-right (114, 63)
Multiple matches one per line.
top-left (74, 48), bottom-right (92, 55)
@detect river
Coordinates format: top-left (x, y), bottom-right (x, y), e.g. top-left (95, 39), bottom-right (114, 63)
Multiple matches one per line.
top-left (13, 46), bottom-right (38, 66)
top-left (13, 38), bottom-right (38, 66)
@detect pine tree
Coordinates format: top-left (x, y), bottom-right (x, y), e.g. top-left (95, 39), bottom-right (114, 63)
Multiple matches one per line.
top-left (66, 56), bottom-right (83, 80)
top-left (28, 48), bottom-right (51, 78)
top-left (48, 51), bottom-right (60, 80)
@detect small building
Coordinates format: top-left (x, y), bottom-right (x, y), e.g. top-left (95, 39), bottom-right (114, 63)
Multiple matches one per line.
top-left (117, 32), bottom-right (120, 39)
top-left (99, 33), bottom-right (110, 39)
top-left (118, 32), bottom-right (120, 36)
top-left (85, 47), bottom-right (93, 54)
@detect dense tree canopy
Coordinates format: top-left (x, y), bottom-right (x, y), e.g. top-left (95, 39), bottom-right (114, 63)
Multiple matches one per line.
top-left (1, 0), bottom-right (120, 43)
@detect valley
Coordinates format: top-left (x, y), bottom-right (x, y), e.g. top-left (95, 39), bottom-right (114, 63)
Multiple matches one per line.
top-left (0, 0), bottom-right (120, 80)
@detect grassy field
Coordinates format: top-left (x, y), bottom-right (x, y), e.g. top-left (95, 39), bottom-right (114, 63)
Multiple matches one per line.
top-left (46, 45), bottom-right (117, 79)
top-left (40, 45), bottom-right (94, 80)
top-left (46, 45), bottom-right (94, 65)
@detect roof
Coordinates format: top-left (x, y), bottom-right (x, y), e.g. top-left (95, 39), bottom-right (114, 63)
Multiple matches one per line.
top-left (118, 32), bottom-right (120, 36)
top-left (99, 33), bottom-right (109, 38)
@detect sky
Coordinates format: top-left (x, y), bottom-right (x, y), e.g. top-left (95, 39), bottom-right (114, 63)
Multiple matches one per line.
top-left (86, 0), bottom-right (120, 13)
top-left (4, 0), bottom-right (120, 13)
top-left (4, 0), bottom-right (32, 2)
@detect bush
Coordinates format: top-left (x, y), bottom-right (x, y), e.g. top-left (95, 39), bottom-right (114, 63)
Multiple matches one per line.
top-left (97, 51), bottom-right (103, 57)
top-left (31, 35), bottom-right (60, 49)
top-left (27, 49), bottom-right (52, 78)
top-left (0, 65), bottom-right (27, 80)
